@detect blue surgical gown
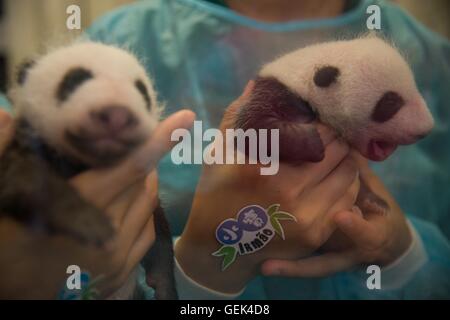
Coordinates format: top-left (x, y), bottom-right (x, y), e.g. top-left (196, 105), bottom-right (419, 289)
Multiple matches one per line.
top-left (0, 95), bottom-right (10, 112)
top-left (2, 0), bottom-right (448, 299)
top-left (86, 0), bottom-right (450, 299)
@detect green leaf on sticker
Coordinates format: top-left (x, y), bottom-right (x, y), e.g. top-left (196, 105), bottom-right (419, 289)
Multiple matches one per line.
top-left (269, 207), bottom-right (296, 240)
top-left (272, 211), bottom-right (297, 222)
top-left (212, 246), bottom-right (238, 271)
top-left (270, 216), bottom-right (285, 240)
top-left (267, 204), bottom-right (280, 217)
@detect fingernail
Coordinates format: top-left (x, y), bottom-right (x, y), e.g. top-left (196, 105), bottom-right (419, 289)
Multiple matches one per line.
top-left (177, 109), bottom-right (196, 128)
top-left (0, 112), bottom-right (11, 129)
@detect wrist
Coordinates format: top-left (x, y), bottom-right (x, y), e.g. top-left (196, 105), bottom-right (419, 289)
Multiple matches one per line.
top-left (377, 217), bottom-right (413, 267)
top-left (175, 226), bottom-right (262, 294)
top-left (379, 219), bottom-right (428, 289)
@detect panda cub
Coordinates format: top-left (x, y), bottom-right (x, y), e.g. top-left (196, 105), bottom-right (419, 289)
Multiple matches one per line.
top-left (235, 36), bottom-right (434, 217)
top-left (0, 42), bottom-right (177, 299)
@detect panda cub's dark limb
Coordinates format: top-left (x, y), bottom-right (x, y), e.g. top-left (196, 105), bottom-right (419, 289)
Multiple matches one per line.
top-left (235, 77), bottom-right (325, 164)
top-left (140, 205), bottom-right (178, 300)
top-left (0, 119), bottom-right (115, 244)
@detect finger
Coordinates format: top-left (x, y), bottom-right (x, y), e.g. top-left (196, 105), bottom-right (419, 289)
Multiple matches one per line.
top-left (123, 215), bottom-right (156, 284)
top-left (350, 150), bottom-right (369, 170)
top-left (334, 209), bottom-right (388, 249)
top-left (70, 110), bottom-right (195, 208)
top-left (298, 139), bottom-right (350, 189)
top-left (131, 109), bottom-right (196, 173)
top-left (261, 251), bottom-right (358, 277)
top-left (312, 173), bottom-right (361, 238)
top-left (105, 171), bottom-right (158, 227)
top-left (105, 181), bottom-right (142, 227)
top-left (326, 174), bottom-right (361, 216)
top-left (0, 110), bottom-right (14, 154)
top-left (118, 174), bottom-right (159, 254)
top-left (105, 215), bottom-right (155, 294)
top-left (300, 157), bottom-right (359, 219)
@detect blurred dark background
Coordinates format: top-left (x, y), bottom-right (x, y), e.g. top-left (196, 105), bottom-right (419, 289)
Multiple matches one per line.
top-left (0, 0), bottom-right (7, 93)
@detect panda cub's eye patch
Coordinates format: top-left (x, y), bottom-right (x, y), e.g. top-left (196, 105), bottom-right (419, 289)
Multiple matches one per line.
top-left (371, 91), bottom-right (405, 122)
top-left (313, 66), bottom-right (340, 88)
top-left (57, 67), bottom-right (93, 103)
top-left (134, 79), bottom-right (151, 110)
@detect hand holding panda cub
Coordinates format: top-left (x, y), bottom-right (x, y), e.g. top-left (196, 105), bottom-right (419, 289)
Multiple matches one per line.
top-left (0, 42), bottom-right (190, 299)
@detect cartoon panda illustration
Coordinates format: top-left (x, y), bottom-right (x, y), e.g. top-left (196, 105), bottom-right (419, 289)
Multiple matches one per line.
top-left (234, 35), bottom-right (434, 215)
top-left (0, 42), bottom-right (177, 299)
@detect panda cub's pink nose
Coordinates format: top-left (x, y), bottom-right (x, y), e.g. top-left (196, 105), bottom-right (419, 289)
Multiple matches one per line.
top-left (91, 106), bottom-right (137, 132)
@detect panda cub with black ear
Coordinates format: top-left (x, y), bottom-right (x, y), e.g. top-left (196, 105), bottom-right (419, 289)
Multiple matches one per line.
top-left (0, 42), bottom-right (177, 299)
top-left (235, 35), bottom-right (434, 221)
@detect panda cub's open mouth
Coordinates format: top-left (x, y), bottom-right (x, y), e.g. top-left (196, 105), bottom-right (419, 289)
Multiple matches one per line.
top-left (367, 139), bottom-right (398, 161)
top-left (65, 130), bottom-right (144, 166)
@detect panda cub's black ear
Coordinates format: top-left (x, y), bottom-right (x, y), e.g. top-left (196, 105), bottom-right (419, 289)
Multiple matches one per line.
top-left (16, 59), bottom-right (36, 86)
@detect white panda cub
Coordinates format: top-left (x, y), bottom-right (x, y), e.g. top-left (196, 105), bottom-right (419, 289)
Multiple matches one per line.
top-left (234, 36), bottom-right (434, 217)
top-left (0, 42), bottom-right (176, 299)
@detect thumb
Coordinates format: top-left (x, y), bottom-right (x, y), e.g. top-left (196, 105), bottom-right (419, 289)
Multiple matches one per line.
top-left (70, 109), bottom-right (195, 208)
top-left (131, 109), bottom-right (196, 173)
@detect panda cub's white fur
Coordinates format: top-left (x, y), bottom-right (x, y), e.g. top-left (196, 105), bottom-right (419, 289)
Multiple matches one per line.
top-left (254, 36), bottom-right (434, 161)
top-left (11, 42), bottom-right (161, 166)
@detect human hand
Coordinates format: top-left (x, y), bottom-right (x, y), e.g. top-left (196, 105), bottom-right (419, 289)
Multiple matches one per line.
top-left (261, 153), bottom-right (412, 277)
top-left (0, 109), bottom-right (14, 154)
top-left (175, 82), bottom-right (360, 293)
top-left (0, 109), bottom-right (195, 299)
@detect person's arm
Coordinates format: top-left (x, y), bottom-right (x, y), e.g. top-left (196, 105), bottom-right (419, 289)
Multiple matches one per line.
top-left (174, 82), bottom-right (361, 296)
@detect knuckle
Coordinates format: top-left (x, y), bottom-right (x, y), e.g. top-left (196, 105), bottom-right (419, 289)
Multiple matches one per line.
top-left (279, 187), bottom-right (299, 204)
top-left (295, 214), bottom-right (315, 230)
top-left (341, 157), bottom-right (358, 176)
top-left (300, 227), bottom-right (322, 249)
top-left (305, 233), bottom-right (322, 249)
